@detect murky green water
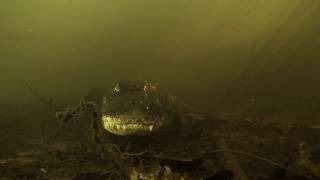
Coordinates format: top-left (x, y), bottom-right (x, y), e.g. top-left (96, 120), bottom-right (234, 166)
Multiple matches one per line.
top-left (1, 1), bottom-right (320, 179)
top-left (1, 0), bottom-right (319, 118)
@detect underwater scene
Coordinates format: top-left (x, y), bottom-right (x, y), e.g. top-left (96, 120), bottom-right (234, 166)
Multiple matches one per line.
top-left (0, 0), bottom-right (320, 179)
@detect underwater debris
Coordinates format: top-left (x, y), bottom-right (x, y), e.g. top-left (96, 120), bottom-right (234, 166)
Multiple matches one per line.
top-left (22, 81), bottom-right (62, 110)
top-left (0, 80), bottom-right (317, 179)
top-left (299, 142), bottom-right (320, 179)
top-left (214, 137), bottom-right (249, 180)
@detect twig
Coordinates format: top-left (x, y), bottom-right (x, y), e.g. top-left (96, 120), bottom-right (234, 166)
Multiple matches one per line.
top-left (56, 99), bottom-right (99, 125)
top-left (299, 142), bottom-right (320, 178)
top-left (270, 96), bottom-right (317, 114)
top-left (22, 81), bottom-right (62, 110)
top-left (172, 136), bottom-right (215, 153)
top-left (205, 149), bottom-right (312, 179)
top-left (0, 158), bottom-right (35, 165)
top-left (56, 99), bottom-right (104, 143)
top-left (214, 137), bottom-right (249, 180)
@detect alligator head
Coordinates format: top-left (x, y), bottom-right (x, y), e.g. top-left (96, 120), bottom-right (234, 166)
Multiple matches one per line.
top-left (100, 80), bottom-right (178, 136)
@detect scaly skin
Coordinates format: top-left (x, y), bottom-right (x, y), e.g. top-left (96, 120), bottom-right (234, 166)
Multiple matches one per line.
top-left (86, 80), bottom-right (179, 136)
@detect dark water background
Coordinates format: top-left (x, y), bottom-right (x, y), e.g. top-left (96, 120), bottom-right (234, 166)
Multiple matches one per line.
top-left (1, 0), bottom-right (320, 123)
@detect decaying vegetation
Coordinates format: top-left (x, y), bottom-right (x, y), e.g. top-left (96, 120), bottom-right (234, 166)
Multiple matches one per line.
top-left (0, 85), bottom-right (319, 179)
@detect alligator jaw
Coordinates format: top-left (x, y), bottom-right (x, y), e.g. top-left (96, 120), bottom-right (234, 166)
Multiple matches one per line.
top-left (102, 115), bottom-right (162, 136)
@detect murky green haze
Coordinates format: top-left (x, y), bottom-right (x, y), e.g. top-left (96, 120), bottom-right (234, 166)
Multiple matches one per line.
top-left (1, 0), bottom-right (320, 119)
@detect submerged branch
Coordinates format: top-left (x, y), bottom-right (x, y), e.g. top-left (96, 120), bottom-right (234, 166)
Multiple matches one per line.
top-left (205, 149), bottom-right (312, 179)
top-left (56, 99), bottom-right (100, 125)
top-left (22, 81), bottom-right (62, 110)
top-left (299, 142), bottom-right (320, 179)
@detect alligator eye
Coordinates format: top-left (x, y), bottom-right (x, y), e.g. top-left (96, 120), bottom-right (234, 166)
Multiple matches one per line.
top-left (112, 82), bottom-right (123, 94)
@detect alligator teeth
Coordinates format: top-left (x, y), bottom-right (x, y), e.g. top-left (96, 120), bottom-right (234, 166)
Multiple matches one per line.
top-left (102, 115), bottom-right (162, 135)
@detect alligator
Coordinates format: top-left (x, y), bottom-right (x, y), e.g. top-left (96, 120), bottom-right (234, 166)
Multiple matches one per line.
top-left (85, 80), bottom-right (181, 137)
